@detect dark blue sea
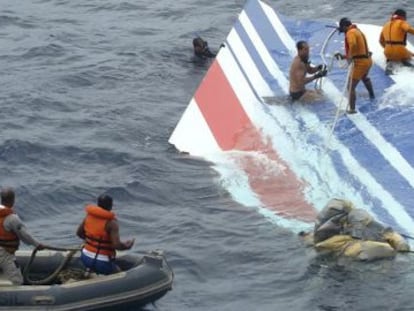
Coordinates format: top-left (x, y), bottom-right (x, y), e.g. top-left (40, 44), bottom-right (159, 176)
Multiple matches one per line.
top-left (1, 0), bottom-right (414, 310)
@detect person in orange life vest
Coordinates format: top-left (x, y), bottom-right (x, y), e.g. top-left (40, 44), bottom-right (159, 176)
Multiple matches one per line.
top-left (379, 9), bottom-right (414, 73)
top-left (0, 188), bottom-right (44, 284)
top-left (76, 194), bottom-right (134, 275)
top-left (334, 18), bottom-right (375, 114)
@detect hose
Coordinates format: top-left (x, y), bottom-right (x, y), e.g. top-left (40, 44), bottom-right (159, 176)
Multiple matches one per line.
top-left (23, 244), bottom-right (82, 285)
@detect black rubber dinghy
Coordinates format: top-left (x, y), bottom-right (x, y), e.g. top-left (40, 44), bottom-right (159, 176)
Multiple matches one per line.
top-left (0, 249), bottom-right (174, 310)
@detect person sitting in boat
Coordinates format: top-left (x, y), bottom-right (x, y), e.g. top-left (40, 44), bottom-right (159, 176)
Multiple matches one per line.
top-left (300, 198), bottom-right (409, 261)
top-left (193, 36), bottom-right (217, 59)
top-left (289, 40), bottom-right (327, 102)
top-left (334, 18), bottom-right (375, 114)
top-left (379, 9), bottom-right (414, 74)
top-left (0, 188), bottom-right (45, 284)
top-left (76, 194), bottom-right (135, 275)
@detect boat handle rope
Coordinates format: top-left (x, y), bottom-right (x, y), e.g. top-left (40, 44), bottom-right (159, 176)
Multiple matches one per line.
top-left (23, 244), bottom-right (83, 285)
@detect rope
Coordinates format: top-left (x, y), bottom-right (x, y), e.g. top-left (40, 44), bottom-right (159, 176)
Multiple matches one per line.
top-left (23, 244), bottom-right (82, 285)
top-left (324, 61), bottom-right (354, 149)
top-left (401, 233), bottom-right (414, 240)
top-left (302, 56), bottom-right (349, 136)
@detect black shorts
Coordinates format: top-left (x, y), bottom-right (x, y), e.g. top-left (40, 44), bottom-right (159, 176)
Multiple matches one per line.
top-left (290, 90), bottom-right (305, 101)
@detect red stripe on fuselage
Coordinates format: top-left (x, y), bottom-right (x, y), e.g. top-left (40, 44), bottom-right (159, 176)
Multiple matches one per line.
top-left (194, 61), bottom-right (316, 221)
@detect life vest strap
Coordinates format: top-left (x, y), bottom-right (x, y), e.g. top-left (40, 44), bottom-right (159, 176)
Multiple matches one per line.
top-left (0, 239), bottom-right (19, 246)
top-left (385, 40), bottom-right (405, 45)
top-left (85, 241), bottom-right (114, 251)
top-left (0, 240), bottom-right (19, 254)
top-left (353, 55), bottom-right (369, 59)
top-left (84, 235), bottom-right (114, 251)
top-left (84, 234), bottom-right (111, 244)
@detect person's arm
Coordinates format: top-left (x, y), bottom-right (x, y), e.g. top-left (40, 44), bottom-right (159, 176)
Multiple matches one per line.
top-left (379, 30), bottom-right (385, 48)
top-left (76, 220), bottom-right (86, 239)
top-left (4, 214), bottom-right (41, 247)
top-left (107, 220), bottom-right (134, 250)
top-left (291, 61), bottom-right (318, 86)
top-left (401, 21), bottom-right (414, 35)
top-left (306, 63), bottom-right (319, 74)
top-left (203, 48), bottom-right (216, 58)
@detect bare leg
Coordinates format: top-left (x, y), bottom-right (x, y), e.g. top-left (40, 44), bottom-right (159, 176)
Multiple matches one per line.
top-left (299, 89), bottom-right (324, 103)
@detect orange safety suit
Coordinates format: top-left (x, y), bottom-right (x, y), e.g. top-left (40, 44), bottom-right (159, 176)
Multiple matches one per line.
top-left (380, 16), bottom-right (414, 62)
top-left (345, 25), bottom-right (373, 80)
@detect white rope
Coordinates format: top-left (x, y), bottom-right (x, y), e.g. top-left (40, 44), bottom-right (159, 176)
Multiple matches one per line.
top-left (317, 61), bottom-right (354, 185)
top-left (325, 61), bottom-right (354, 149)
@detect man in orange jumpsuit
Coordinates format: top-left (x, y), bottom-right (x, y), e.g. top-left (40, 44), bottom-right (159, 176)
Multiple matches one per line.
top-left (335, 18), bottom-right (375, 114)
top-left (379, 9), bottom-right (414, 74)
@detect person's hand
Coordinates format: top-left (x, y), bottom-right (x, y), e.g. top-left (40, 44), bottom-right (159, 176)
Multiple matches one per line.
top-left (123, 239), bottom-right (135, 250)
top-left (334, 52), bottom-right (344, 60)
top-left (314, 68), bottom-right (328, 79)
top-left (36, 243), bottom-right (45, 250)
top-left (317, 64), bottom-right (327, 71)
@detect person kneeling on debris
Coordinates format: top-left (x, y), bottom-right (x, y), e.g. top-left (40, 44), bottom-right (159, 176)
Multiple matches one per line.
top-left (300, 199), bottom-right (409, 261)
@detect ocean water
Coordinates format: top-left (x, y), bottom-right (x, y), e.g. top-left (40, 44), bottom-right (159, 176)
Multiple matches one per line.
top-left (1, 0), bottom-right (414, 310)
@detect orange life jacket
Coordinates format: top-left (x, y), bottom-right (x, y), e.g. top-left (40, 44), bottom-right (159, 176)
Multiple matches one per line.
top-left (83, 205), bottom-right (116, 258)
top-left (380, 17), bottom-right (414, 61)
top-left (0, 207), bottom-right (19, 254)
top-left (345, 25), bottom-right (370, 59)
top-left (381, 17), bottom-right (408, 46)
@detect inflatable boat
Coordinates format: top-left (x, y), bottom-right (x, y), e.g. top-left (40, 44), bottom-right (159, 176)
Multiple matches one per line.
top-left (169, 0), bottom-right (414, 238)
top-left (0, 249), bottom-right (173, 310)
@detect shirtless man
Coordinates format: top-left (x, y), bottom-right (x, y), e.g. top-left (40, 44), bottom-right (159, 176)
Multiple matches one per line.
top-left (289, 40), bottom-right (327, 102)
